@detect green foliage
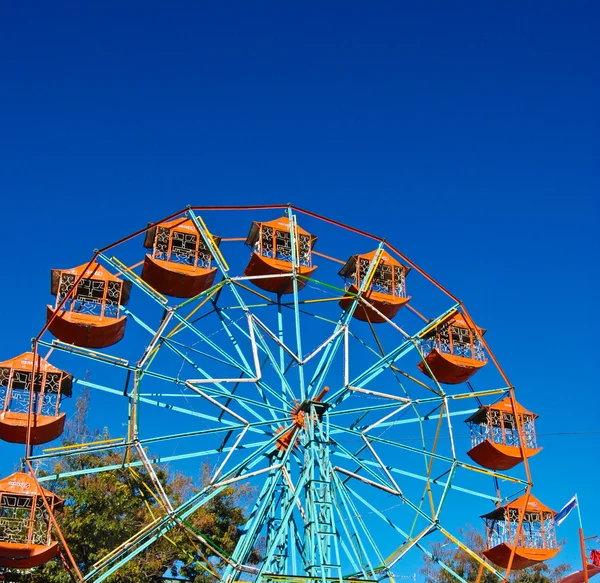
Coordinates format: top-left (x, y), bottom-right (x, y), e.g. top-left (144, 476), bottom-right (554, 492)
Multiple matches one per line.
top-left (1, 390), bottom-right (259, 582)
top-left (420, 526), bottom-right (570, 583)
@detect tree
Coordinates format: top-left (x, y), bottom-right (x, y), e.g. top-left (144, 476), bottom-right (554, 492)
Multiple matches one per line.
top-left (420, 526), bottom-right (570, 583)
top-left (2, 390), bottom-right (259, 582)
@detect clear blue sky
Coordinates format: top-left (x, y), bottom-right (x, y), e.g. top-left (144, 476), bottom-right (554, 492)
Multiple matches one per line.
top-left (0, 1), bottom-right (598, 578)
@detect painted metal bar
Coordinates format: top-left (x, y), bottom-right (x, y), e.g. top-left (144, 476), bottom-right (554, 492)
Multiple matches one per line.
top-left (37, 440), bottom-right (269, 483)
top-left (34, 418), bottom-right (278, 463)
top-left (342, 484), bottom-right (479, 583)
top-left (437, 524), bottom-right (502, 579)
top-left (89, 428), bottom-right (292, 580)
top-left (330, 424), bottom-right (527, 485)
top-left (75, 377), bottom-right (268, 432)
top-left (102, 252), bottom-right (253, 377)
top-left (190, 204), bottom-right (288, 211)
top-left (211, 307), bottom-right (295, 408)
top-left (96, 207), bottom-right (189, 254)
top-left (331, 440), bottom-right (400, 492)
top-left (158, 330), bottom-right (271, 423)
top-left (291, 205), bottom-right (383, 242)
top-left (256, 470), bottom-right (310, 578)
top-left (360, 434), bottom-right (403, 495)
top-left (138, 389), bottom-right (288, 415)
top-left (224, 441), bottom-right (299, 579)
top-left (331, 451), bottom-right (499, 503)
top-left (249, 316), bottom-right (297, 404)
top-left (163, 337), bottom-right (247, 370)
top-left (286, 206), bottom-right (307, 401)
top-left (132, 388), bottom-right (254, 430)
top-left (306, 242), bottom-right (387, 403)
top-left (333, 467), bottom-right (399, 496)
top-left (330, 472), bottom-right (383, 579)
top-left (88, 483), bottom-right (232, 581)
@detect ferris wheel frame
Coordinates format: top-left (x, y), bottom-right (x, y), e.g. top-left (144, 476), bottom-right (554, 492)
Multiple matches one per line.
top-left (10, 203), bottom-right (541, 583)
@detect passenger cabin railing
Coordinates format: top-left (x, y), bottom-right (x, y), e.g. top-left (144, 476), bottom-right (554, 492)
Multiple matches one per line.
top-left (342, 256), bottom-right (408, 298)
top-left (420, 320), bottom-right (486, 361)
top-left (0, 353), bottom-right (73, 444)
top-left (48, 263), bottom-right (131, 349)
top-left (338, 251), bottom-right (411, 323)
top-left (481, 494), bottom-right (560, 569)
top-left (0, 494), bottom-right (51, 546)
top-left (149, 221), bottom-right (214, 269)
top-left (244, 217), bottom-right (317, 295)
top-left (54, 268), bottom-right (125, 319)
top-left (487, 509), bottom-right (558, 551)
top-left (0, 472), bottom-right (64, 568)
top-left (141, 218), bottom-right (221, 299)
top-left (485, 506), bottom-right (558, 551)
top-left (254, 223), bottom-right (313, 267)
top-left (0, 363), bottom-right (68, 419)
top-left (469, 408), bottom-right (538, 450)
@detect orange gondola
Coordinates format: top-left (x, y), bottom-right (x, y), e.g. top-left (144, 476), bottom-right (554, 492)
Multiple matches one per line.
top-left (418, 313), bottom-right (487, 384)
top-left (47, 263), bottom-right (132, 349)
top-left (0, 472), bottom-right (64, 569)
top-left (0, 352), bottom-right (72, 445)
top-left (338, 250), bottom-right (410, 322)
top-left (559, 566), bottom-right (600, 583)
top-left (466, 397), bottom-right (541, 470)
top-left (482, 494), bottom-right (560, 570)
top-left (141, 218), bottom-right (221, 298)
top-left (244, 216), bottom-right (317, 294)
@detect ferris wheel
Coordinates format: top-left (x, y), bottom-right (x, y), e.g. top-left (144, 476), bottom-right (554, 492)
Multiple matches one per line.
top-left (0, 205), bottom-right (561, 583)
